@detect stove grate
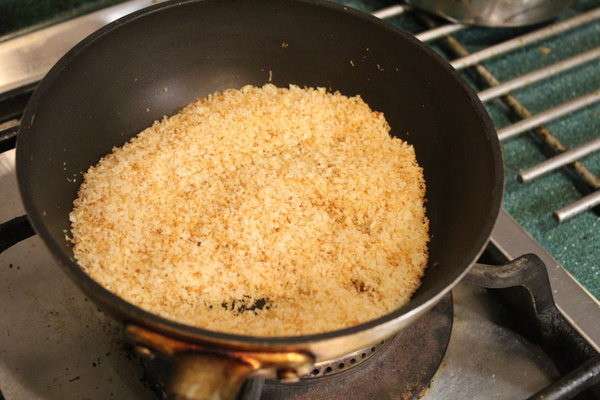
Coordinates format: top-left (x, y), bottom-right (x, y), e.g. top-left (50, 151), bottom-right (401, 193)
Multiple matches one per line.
top-left (371, 3), bottom-right (600, 222)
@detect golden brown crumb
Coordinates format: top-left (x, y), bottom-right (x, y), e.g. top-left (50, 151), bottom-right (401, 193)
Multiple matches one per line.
top-left (70, 84), bottom-right (429, 336)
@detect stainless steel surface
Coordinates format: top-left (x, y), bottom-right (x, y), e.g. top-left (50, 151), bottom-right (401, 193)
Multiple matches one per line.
top-left (371, 4), bottom-right (410, 19)
top-left (490, 210), bottom-right (600, 352)
top-left (497, 90), bottom-right (600, 141)
top-left (519, 137), bottom-right (600, 182)
top-left (422, 283), bottom-right (558, 400)
top-left (0, 149), bottom-right (155, 400)
top-left (478, 48), bottom-right (600, 103)
top-left (0, 0), bottom-right (162, 94)
top-left (554, 190), bottom-right (600, 222)
top-left (450, 8), bottom-right (600, 70)
top-left (407, 0), bottom-right (575, 27)
top-left (415, 23), bottom-right (466, 43)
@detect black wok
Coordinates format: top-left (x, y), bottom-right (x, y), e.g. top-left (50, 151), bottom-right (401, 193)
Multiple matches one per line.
top-left (1, 0), bottom-right (503, 398)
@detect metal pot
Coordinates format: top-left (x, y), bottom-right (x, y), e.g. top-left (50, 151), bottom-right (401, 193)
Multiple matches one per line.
top-left (0, 0), bottom-right (503, 398)
top-left (407, 0), bottom-right (576, 27)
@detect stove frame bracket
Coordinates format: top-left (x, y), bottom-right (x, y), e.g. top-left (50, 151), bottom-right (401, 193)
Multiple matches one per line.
top-left (468, 255), bottom-right (600, 400)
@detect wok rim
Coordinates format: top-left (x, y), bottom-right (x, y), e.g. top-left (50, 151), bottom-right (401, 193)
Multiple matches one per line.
top-left (16, 0), bottom-right (503, 347)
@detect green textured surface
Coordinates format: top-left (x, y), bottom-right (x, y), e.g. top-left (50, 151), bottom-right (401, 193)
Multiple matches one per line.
top-left (2, 0), bottom-right (599, 297)
top-left (473, 2), bottom-right (600, 299)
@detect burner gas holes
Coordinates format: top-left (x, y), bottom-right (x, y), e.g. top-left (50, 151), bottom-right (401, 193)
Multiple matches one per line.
top-left (295, 339), bottom-right (391, 379)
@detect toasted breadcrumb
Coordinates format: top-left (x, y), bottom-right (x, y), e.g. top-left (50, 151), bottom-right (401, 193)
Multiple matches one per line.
top-left (70, 84), bottom-right (429, 336)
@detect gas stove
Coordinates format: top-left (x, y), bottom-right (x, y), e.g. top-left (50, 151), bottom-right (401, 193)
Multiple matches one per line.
top-left (0, 1), bottom-right (599, 399)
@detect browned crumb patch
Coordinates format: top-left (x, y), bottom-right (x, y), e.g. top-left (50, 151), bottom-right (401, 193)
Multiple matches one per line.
top-left (70, 84), bottom-right (429, 336)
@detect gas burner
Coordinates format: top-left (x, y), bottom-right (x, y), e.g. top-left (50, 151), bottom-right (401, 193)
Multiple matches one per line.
top-left (258, 295), bottom-right (452, 400)
top-left (137, 296), bottom-right (452, 400)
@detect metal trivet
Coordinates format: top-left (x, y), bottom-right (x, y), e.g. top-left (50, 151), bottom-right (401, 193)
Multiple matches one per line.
top-left (255, 295), bottom-right (453, 400)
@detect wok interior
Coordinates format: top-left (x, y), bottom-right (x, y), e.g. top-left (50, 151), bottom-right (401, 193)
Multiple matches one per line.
top-left (19, 0), bottom-right (500, 334)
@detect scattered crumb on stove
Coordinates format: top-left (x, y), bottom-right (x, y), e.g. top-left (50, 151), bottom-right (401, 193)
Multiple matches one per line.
top-left (281, 41), bottom-right (288, 48)
top-left (70, 84), bottom-right (429, 336)
top-left (539, 47), bottom-right (551, 55)
top-left (350, 60), bottom-right (355, 66)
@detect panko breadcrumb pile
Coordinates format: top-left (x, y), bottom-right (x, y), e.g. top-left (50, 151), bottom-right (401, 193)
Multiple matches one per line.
top-left (70, 84), bottom-right (429, 336)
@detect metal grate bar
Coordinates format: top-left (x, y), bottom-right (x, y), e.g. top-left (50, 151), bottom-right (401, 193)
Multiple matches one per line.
top-left (372, 4), bottom-right (410, 19)
top-left (450, 8), bottom-right (600, 70)
top-left (478, 47), bottom-right (600, 102)
top-left (409, 11), bottom-right (600, 221)
top-left (415, 23), bottom-right (466, 42)
top-left (519, 138), bottom-right (600, 183)
top-left (497, 90), bottom-right (600, 141)
top-left (555, 191), bottom-right (600, 222)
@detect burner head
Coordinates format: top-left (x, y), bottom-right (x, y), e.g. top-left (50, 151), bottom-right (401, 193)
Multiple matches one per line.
top-left (258, 294), bottom-right (453, 400)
